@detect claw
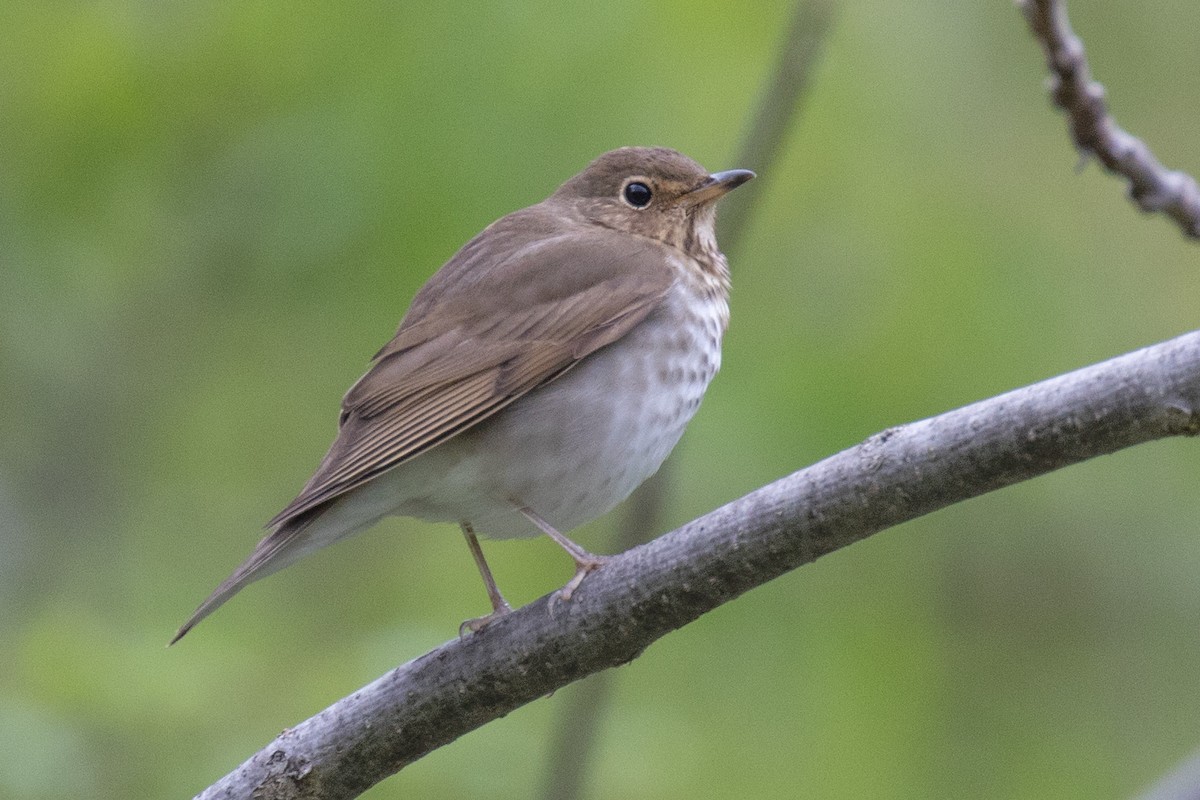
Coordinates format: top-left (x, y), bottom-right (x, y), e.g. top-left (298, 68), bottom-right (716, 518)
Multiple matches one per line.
top-left (459, 600), bottom-right (514, 638)
top-left (550, 552), bottom-right (610, 608)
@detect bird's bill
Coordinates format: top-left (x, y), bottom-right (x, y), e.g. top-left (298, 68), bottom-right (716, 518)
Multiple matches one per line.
top-left (681, 169), bottom-right (756, 206)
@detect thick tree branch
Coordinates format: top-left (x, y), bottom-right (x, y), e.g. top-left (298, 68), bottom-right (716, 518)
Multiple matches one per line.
top-left (197, 329), bottom-right (1200, 800)
top-left (1018, 0), bottom-right (1200, 239)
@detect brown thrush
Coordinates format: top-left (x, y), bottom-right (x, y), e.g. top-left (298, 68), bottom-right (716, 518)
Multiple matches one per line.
top-left (171, 146), bottom-right (753, 642)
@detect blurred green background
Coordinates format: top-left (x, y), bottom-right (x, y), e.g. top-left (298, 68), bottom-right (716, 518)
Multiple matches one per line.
top-left (3, 1), bottom-right (1199, 797)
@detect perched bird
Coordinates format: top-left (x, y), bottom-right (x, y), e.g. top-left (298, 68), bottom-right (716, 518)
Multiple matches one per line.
top-left (171, 146), bottom-right (753, 643)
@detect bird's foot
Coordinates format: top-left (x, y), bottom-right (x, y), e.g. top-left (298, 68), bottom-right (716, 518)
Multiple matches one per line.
top-left (458, 599), bottom-right (514, 638)
top-left (550, 553), bottom-right (611, 608)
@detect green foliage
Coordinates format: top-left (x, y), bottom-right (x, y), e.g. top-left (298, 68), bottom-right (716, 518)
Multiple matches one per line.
top-left (2, 1), bottom-right (1199, 797)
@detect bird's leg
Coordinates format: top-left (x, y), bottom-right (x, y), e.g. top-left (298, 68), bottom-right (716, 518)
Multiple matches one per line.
top-left (517, 506), bottom-right (610, 602)
top-left (459, 522), bottom-right (513, 636)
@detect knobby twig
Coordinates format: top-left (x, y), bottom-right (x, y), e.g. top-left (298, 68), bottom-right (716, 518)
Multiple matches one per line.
top-left (1017, 0), bottom-right (1200, 239)
top-left (538, 3), bottom-right (836, 797)
top-left (197, 329), bottom-right (1200, 799)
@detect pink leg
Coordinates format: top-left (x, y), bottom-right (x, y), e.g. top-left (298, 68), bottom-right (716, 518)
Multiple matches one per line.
top-left (458, 522), bottom-right (513, 635)
top-left (518, 506), bottom-right (610, 602)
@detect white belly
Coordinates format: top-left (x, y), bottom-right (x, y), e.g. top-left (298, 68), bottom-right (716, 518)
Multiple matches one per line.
top-left (353, 278), bottom-right (726, 539)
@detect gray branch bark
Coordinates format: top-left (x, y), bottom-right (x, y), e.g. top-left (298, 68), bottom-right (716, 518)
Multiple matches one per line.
top-left (196, 329), bottom-right (1200, 800)
top-left (1136, 746), bottom-right (1200, 800)
top-left (1018, 0), bottom-right (1200, 238)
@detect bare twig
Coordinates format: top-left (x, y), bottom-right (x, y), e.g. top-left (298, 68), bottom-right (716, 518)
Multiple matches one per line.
top-left (537, 4), bottom-right (836, 798)
top-left (1017, 0), bottom-right (1200, 238)
top-left (197, 329), bottom-right (1200, 800)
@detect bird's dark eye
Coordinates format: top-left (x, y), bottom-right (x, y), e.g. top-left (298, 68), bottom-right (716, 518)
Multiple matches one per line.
top-left (622, 181), bottom-right (652, 208)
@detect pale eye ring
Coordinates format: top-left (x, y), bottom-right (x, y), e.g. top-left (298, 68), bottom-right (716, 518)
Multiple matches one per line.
top-left (622, 180), bottom-right (653, 209)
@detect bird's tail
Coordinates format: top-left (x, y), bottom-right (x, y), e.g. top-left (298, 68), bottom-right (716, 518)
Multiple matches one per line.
top-left (169, 495), bottom-right (387, 644)
top-left (168, 519), bottom-right (315, 645)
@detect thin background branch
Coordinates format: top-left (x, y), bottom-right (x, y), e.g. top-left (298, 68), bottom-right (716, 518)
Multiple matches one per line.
top-left (1018, 0), bottom-right (1200, 239)
top-left (717, 0), bottom-right (836, 256)
top-left (538, 3), bottom-right (835, 798)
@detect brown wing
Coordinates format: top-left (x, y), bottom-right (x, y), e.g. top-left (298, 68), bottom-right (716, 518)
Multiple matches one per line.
top-left (268, 211), bottom-right (674, 528)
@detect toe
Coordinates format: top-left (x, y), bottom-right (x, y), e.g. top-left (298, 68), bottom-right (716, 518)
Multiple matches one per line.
top-left (458, 604), bottom-right (513, 637)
